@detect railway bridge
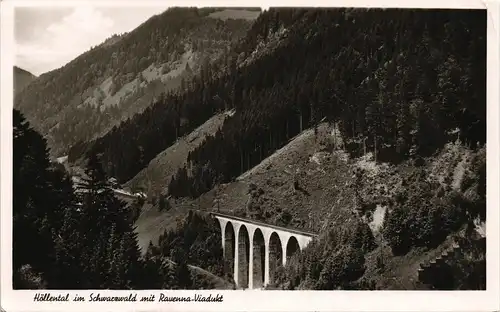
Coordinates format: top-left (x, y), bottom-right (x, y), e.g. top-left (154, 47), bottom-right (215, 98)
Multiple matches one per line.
top-left (210, 212), bottom-right (317, 289)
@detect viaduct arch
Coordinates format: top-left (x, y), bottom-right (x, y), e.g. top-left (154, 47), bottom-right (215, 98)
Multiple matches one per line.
top-left (212, 212), bottom-right (317, 289)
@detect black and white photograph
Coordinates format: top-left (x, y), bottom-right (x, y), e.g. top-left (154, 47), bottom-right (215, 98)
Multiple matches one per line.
top-left (2, 0), bottom-right (498, 308)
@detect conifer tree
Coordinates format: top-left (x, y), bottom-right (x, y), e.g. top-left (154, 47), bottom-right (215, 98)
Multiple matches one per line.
top-left (72, 153), bottom-right (143, 288)
top-left (13, 109), bottom-right (56, 287)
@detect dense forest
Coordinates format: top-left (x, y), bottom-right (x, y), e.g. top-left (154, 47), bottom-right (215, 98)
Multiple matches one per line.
top-left (15, 8), bottom-right (256, 156)
top-left (14, 7), bottom-right (487, 290)
top-left (169, 8), bottom-right (486, 198)
top-left (69, 9), bottom-right (485, 193)
top-left (270, 220), bottom-right (377, 290)
top-left (270, 220), bottom-right (485, 290)
top-left (13, 109), bottom-right (226, 289)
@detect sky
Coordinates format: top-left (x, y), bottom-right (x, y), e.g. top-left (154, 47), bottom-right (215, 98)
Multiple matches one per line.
top-left (15, 6), bottom-right (169, 76)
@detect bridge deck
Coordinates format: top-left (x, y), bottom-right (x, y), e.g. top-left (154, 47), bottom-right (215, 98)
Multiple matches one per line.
top-left (210, 211), bottom-right (318, 237)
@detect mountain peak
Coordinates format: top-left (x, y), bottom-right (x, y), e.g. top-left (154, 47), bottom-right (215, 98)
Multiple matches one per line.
top-left (13, 66), bottom-right (36, 93)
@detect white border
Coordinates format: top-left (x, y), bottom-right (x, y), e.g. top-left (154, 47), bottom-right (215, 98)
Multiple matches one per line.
top-left (1, 0), bottom-right (499, 311)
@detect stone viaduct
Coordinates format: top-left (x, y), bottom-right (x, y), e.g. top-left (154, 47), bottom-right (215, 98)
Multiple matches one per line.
top-left (211, 212), bottom-right (317, 289)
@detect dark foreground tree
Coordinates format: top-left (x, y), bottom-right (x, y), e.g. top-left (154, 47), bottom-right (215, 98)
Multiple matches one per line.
top-left (14, 109), bottom-right (148, 289)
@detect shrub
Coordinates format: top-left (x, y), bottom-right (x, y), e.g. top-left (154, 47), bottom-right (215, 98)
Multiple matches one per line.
top-left (156, 212), bottom-right (224, 278)
top-left (383, 174), bottom-right (468, 255)
top-left (271, 220), bottom-right (372, 290)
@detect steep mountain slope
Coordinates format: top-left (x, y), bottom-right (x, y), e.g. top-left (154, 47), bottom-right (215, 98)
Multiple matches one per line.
top-left (65, 8), bottom-right (485, 290)
top-left (133, 120), bottom-right (484, 289)
top-left (81, 8), bottom-right (485, 189)
top-left (165, 8), bottom-right (485, 199)
top-left (195, 123), bottom-right (354, 232)
top-left (66, 9), bottom-right (308, 184)
top-left (13, 66), bottom-right (36, 94)
top-left (133, 123), bottom-right (353, 249)
top-left (15, 7), bottom-right (259, 157)
top-left (125, 110), bottom-right (235, 196)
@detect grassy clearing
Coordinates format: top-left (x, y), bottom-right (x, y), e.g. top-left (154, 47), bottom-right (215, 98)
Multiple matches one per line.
top-left (125, 111), bottom-right (233, 196)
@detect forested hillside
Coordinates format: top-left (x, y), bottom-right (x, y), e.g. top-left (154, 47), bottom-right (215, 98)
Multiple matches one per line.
top-left (168, 8), bottom-right (485, 197)
top-left (14, 7), bottom-right (486, 290)
top-left (15, 7), bottom-right (258, 157)
top-left (75, 8), bottom-right (485, 188)
top-left (70, 8), bottom-right (485, 290)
